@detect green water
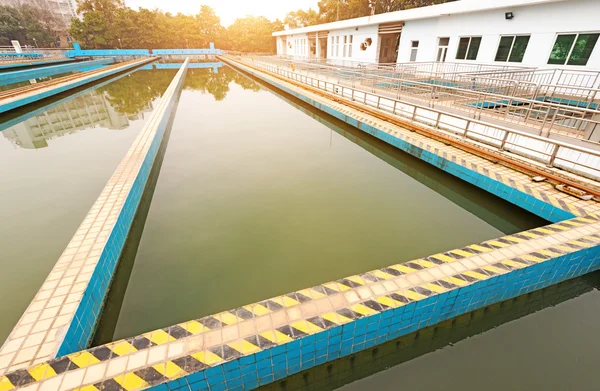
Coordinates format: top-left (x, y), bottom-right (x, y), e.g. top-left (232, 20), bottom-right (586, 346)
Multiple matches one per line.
top-left (0, 68), bottom-right (174, 343)
top-left (96, 66), bottom-right (545, 341)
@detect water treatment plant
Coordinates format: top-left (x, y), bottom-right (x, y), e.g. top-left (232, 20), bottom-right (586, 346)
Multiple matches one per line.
top-left (1, 0), bottom-right (600, 390)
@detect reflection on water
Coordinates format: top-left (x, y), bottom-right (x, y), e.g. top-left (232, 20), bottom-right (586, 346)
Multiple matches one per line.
top-left (0, 64), bottom-right (259, 150)
top-left (1, 69), bottom-right (175, 149)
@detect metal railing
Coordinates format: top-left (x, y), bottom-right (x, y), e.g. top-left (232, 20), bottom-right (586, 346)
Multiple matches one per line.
top-left (231, 55), bottom-right (600, 181)
top-left (256, 56), bottom-right (600, 142)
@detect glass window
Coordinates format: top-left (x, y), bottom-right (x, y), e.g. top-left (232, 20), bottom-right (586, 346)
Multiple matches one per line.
top-left (495, 36), bottom-right (513, 62)
top-left (568, 33), bottom-right (599, 65)
top-left (336, 36), bottom-right (340, 57)
top-left (466, 37), bottom-right (481, 60)
top-left (348, 35), bottom-right (353, 57)
top-left (456, 37), bottom-right (481, 60)
top-left (410, 41), bottom-right (419, 62)
top-left (548, 34), bottom-right (576, 64)
top-left (343, 36), bottom-right (347, 57)
top-left (439, 37), bottom-right (449, 47)
top-left (509, 36), bottom-right (530, 62)
top-left (456, 37), bottom-right (470, 60)
top-left (495, 35), bottom-right (530, 62)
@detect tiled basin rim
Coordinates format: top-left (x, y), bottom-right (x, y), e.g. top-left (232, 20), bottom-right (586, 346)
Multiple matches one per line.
top-left (0, 58), bottom-right (190, 375)
top-left (1, 58), bottom-right (600, 391)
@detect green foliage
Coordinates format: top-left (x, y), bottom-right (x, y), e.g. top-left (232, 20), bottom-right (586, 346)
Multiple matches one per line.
top-left (284, 8), bottom-right (320, 29)
top-left (313, 0), bottom-right (455, 24)
top-left (67, 0), bottom-right (456, 52)
top-left (0, 3), bottom-right (63, 46)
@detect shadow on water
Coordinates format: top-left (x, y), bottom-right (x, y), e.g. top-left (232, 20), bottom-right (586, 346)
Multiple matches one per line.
top-left (256, 271), bottom-right (600, 391)
top-left (227, 65), bottom-right (547, 234)
top-left (90, 82), bottom-right (182, 346)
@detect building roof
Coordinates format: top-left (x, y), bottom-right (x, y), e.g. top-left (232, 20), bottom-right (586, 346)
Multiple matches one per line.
top-left (273, 0), bottom-right (566, 36)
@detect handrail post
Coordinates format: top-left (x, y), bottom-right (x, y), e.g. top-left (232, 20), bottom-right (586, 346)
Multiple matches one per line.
top-left (499, 131), bottom-right (509, 150)
top-left (548, 144), bottom-right (560, 167)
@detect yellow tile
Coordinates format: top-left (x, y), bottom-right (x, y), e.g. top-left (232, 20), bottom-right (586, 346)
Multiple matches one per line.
top-left (180, 320), bottom-right (208, 335)
top-left (350, 304), bottom-right (378, 316)
top-left (402, 290), bottom-right (426, 301)
top-left (520, 232), bottom-right (539, 239)
top-left (28, 363), bottom-right (57, 381)
top-left (299, 288), bottom-right (325, 299)
top-left (246, 304), bottom-right (270, 316)
top-left (69, 351), bottom-right (101, 368)
top-left (376, 295), bottom-right (401, 308)
top-left (228, 339), bottom-right (261, 355)
top-left (109, 341), bottom-right (137, 357)
top-left (153, 361), bottom-right (185, 378)
top-left (429, 253), bottom-right (454, 263)
top-left (467, 244), bottom-right (492, 253)
top-left (371, 270), bottom-right (394, 280)
top-left (415, 259), bottom-right (436, 269)
top-left (291, 320), bottom-right (322, 334)
top-left (218, 312), bottom-right (241, 325)
top-left (191, 350), bottom-right (223, 366)
top-left (346, 275), bottom-right (365, 286)
top-left (449, 249), bottom-right (473, 258)
top-left (73, 386), bottom-right (100, 391)
top-left (260, 330), bottom-right (293, 344)
top-left (322, 312), bottom-right (351, 325)
top-left (422, 283), bottom-right (446, 293)
top-left (114, 372), bottom-right (147, 390)
top-left (146, 329), bottom-right (174, 345)
top-left (487, 240), bottom-right (509, 248)
top-left (0, 377), bottom-right (14, 391)
top-left (463, 271), bottom-right (487, 280)
top-left (502, 260), bottom-right (525, 269)
top-left (443, 276), bottom-right (467, 286)
top-left (271, 296), bottom-right (299, 308)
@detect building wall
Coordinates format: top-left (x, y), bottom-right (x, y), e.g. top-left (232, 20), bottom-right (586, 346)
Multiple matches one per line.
top-left (397, 0), bottom-right (600, 69)
top-left (327, 25), bottom-right (379, 63)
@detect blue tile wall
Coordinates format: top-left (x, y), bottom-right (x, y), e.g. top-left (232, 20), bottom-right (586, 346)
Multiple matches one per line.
top-left (145, 243), bottom-right (600, 391)
top-left (54, 65), bottom-right (188, 358)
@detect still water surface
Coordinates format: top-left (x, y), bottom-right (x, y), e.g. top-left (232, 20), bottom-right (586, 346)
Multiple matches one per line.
top-left (0, 68), bottom-right (174, 342)
top-left (97, 66), bottom-right (544, 341)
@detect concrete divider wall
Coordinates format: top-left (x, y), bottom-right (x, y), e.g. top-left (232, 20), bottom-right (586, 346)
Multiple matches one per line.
top-left (55, 58), bottom-right (190, 358)
top-left (0, 58), bottom-right (158, 114)
top-left (0, 59), bottom-right (190, 376)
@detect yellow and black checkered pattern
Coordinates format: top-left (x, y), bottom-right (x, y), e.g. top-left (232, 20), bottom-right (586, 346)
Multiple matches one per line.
top-left (2, 216), bottom-right (599, 390)
top-left (19, 232), bottom-right (600, 391)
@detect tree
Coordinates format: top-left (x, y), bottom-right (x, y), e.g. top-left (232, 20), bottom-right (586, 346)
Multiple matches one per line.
top-left (227, 16), bottom-right (280, 53)
top-left (284, 8), bottom-right (319, 29)
top-left (0, 5), bottom-right (24, 43)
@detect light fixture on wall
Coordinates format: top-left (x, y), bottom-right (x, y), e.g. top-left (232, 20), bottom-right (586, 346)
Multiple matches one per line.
top-left (505, 11), bottom-right (514, 20)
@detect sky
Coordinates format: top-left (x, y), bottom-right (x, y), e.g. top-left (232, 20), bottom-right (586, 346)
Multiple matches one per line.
top-left (124, 0), bottom-right (320, 26)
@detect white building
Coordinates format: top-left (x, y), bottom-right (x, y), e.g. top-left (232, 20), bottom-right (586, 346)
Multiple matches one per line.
top-left (274, 0), bottom-right (600, 70)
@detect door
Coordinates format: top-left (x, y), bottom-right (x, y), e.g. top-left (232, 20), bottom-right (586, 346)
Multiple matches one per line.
top-left (437, 37), bottom-right (449, 62)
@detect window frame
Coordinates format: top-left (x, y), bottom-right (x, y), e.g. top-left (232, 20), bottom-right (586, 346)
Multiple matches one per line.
top-left (455, 36), bottom-right (482, 61)
top-left (410, 40), bottom-right (419, 62)
top-left (494, 34), bottom-right (530, 63)
top-left (547, 32), bottom-right (600, 66)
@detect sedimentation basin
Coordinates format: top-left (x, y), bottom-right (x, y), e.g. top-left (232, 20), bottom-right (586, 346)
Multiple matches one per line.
top-left (0, 55), bottom-right (599, 391)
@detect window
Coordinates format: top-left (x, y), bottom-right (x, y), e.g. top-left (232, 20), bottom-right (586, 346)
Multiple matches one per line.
top-left (548, 33), bottom-right (599, 66)
top-left (495, 35), bottom-right (530, 62)
top-left (410, 41), bottom-right (419, 62)
top-left (336, 36), bottom-right (340, 57)
top-left (348, 35), bottom-right (353, 57)
top-left (343, 36), bottom-right (347, 57)
top-left (456, 36), bottom-right (481, 60)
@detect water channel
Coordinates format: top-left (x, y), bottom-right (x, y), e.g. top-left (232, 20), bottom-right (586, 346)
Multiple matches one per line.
top-left (93, 65), bottom-right (544, 341)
